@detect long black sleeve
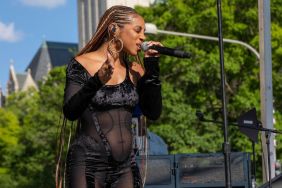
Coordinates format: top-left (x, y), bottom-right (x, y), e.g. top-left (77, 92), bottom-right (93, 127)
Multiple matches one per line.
top-left (63, 61), bottom-right (103, 121)
top-left (137, 57), bottom-right (162, 120)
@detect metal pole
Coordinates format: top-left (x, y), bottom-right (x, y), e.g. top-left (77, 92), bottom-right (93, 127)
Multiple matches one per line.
top-left (216, 0), bottom-right (232, 187)
top-left (156, 30), bottom-right (260, 60)
top-left (145, 23), bottom-right (260, 60)
top-left (258, 0), bottom-right (275, 183)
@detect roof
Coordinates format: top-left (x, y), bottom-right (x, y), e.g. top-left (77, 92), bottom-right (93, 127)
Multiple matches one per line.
top-left (46, 41), bottom-right (78, 67)
top-left (16, 73), bottom-right (28, 90)
top-left (26, 41), bottom-right (78, 82)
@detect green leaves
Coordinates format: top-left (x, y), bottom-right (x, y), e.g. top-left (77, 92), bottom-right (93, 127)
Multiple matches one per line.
top-left (1, 67), bottom-right (66, 187)
top-left (0, 109), bottom-right (21, 187)
top-left (137, 0), bottom-right (282, 182)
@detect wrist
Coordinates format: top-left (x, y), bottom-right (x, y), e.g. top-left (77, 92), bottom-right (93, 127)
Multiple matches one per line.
top-left (88, 72), bottom-right (103, 88)
top-left (143, 57), bottom-right (160, 77)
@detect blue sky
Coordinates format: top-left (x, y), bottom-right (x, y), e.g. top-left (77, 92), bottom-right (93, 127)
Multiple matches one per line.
top-left (0, 0), bottom-right (77, 93)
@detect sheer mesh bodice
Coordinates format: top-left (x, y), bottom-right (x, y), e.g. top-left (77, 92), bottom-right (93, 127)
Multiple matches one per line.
top-left (68, 59), bottom-right (138, 161)
top-left (93, 109), bottom-right (133, 161)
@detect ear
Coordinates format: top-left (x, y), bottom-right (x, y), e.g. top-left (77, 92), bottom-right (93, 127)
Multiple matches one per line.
top-left (109, 23), bottom-right (118, 34)
top-left (111, 25), bottom-right (116, 33)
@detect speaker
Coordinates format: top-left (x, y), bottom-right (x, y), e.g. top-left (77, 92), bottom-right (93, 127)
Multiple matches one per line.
top-left (175, 152), bottom-right (251, 188)
top-left (259, 173), bottom-right (282, 188)
top-left (136, 155), bottom-right (175, 188)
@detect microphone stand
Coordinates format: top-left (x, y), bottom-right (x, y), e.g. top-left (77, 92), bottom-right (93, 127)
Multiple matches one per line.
top-left (196, 112), bottom-right (282, 188)
top-left (251, 141), bottom-right (256, 188)
top-left (216, 0), bottom-right (232, 187)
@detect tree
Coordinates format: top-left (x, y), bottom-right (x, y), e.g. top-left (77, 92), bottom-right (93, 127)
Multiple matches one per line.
top-left (136, 0), bottom-right (282, 183)
top-left (4, 66), bottom-right (67, 187)
top-left (0, 109), bottom-right (21, 188)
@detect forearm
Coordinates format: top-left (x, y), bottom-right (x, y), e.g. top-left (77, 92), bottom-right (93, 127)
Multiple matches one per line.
top-left (137, 57), bottom-right (162, 120)
top-left (63, 73), bottom-right (102, 121)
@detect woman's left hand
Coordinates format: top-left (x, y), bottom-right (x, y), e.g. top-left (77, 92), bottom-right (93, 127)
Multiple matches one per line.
top-left (144, 41), bottom-right (163, 58)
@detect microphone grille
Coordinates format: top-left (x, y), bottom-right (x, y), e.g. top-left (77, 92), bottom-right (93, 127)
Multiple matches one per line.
top-left (141, 42), bottom-right (149, 51)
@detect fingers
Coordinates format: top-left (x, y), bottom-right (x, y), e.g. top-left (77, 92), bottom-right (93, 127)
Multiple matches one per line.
top-left (106, 52), bottom-right (115, 68)
top-left (146, 41), bottom-right (163, 47)
top-left (144, 41), bottom-right (163, 57)
top-left (97, 52), bottom-right (115, 84)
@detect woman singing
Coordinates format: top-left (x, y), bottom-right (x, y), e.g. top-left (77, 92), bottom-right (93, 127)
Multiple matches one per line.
top-left (61, 5), bottom-right (162, 188)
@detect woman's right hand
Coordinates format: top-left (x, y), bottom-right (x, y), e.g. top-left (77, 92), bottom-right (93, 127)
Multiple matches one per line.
top-left (144, 41), bottom-right (163, 58)
top-left (97, 52), bottom-right (115, 84)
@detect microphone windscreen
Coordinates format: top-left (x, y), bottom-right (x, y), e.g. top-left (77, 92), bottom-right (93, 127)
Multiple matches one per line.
top-left (141, 42), bottom-right (149, 51)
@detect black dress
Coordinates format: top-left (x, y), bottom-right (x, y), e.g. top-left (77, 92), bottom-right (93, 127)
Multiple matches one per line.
top-left (63, 57), bottom-right (162, 188)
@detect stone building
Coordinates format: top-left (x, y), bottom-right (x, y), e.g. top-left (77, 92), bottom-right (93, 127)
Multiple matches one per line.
top-left (6, 41), bottom-right (78, 97)
top-left (6, 64), bottom-right (37, 95)
top-left (25, 41), bottom-right (78, 83)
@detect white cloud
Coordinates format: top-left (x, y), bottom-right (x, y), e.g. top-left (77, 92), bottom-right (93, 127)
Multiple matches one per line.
top-left (0, 21), bottom-right (23, 42)
top-left (20, 0), bottom-right (66, 9)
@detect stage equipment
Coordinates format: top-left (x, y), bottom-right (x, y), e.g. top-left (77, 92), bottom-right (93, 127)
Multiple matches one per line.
top-left (175, 152), bottom-right (251, 188)
top-left (136, 155), bottom-right (175, 188)
top-left (259, 173), bottom-right (282, 188)
top-left (136, 152), bottom-right (251, 188)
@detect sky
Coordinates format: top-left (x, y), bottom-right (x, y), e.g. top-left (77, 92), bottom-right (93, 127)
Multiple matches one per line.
top-left (0, 0), bottom-right (78, 93)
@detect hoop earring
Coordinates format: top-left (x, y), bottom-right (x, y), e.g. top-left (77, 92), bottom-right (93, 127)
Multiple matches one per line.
top-left (108, 37), bottom-right (123, 57)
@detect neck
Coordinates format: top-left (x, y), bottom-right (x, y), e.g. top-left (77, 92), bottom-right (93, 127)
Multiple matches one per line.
top-left (103, 41), bottom-right (125, 59)
top-left (97, 42), bottom-right (126, 65)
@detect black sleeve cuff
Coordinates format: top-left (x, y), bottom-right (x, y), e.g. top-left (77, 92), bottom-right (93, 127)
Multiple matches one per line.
top-left (87, 72), bottom-right (103, 89)
top-left (143, 57), bottom-right (160, 77)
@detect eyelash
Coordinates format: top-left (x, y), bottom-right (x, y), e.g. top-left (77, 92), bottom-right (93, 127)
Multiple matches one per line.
top-left (135, 27), bottom-right (142, 33)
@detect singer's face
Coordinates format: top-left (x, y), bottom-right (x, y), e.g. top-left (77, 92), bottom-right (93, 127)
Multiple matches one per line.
top-left (119, 14), bottom-right (146, 56)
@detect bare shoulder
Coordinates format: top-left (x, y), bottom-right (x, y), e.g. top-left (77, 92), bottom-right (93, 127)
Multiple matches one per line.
top-left (75, 53), bottom-right (100, 68)
top-left (75, 52), bottom-right (103, 76)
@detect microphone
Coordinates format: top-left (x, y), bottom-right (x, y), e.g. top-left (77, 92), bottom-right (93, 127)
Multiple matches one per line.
top-left (141, 42), bottom-right (192, 58)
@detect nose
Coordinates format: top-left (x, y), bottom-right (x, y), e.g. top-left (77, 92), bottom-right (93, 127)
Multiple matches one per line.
top-left (140, 32), bottom-right (146, 42)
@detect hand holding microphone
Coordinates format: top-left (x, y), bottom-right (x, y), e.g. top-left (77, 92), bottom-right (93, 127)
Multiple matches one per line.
top-left (141, 41), bottom-right (163, 58)
top-left (141, 41), bottom-right (192, 58)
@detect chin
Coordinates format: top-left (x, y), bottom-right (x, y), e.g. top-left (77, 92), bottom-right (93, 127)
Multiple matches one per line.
top-left (128, 50), bottom-right (138, 56)
top-left (124, 47), bottom-right (138, 56)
